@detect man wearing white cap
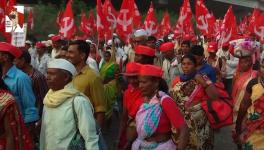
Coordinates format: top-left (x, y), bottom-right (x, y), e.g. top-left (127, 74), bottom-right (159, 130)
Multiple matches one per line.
top-left (40, 59), bottom-right (99, 150)
top-left (125, 29), bottom-right (148, 62)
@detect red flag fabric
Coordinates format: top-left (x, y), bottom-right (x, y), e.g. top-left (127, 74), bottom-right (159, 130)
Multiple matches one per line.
top-left (116, 0), bottom-right (133, 43)
top-left (144, 2), bottom-right (158, 36)
top-left (248, 8), bottom-right (260, 35)
top-left (238, 15), bottom-right (249, 34)
top-left (195, 0), bottom-right (215, 37)
top-left (158, 11), bottom-right (171, 38)
top-left (59, 0), bottom-right (76, 39)
top-left (0, 0), bottom-right (6, 33)
top-left (103, 0), bottom-right (118, 29)
top-left (174, 0), bottom-right (192, 38)
top-left (27, 8), bottom-right (33, 30)
top-left (97, 0), bottom-right (111, 41)
top-left (80, 10), bottom-right (96, 38)
top-left (219, 6), bottom-right (237, 47)
top-left (131, 0), bottom-right (141, 29)
top-left (254, 12), bottom-right (264, 44)
top-left (56, 11), bottom-right (63, 27)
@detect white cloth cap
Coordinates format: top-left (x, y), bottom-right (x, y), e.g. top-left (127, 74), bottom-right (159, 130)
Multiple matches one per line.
top-left (48, 59), bottom-right (77, 76)
top-left (25, 40), bottom-right (32, 45)
top-left (107, 40), bottom-right (112, 46)
top-left (134, 29), bottom-right (147, 38)
top-left (48, 34), bottom-right (55, 38)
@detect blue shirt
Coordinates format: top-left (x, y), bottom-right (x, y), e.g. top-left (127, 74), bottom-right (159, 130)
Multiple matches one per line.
top-left (3, 65), bottom-right (39, 123)
top-left (198, 62), bottom-right (217, 83)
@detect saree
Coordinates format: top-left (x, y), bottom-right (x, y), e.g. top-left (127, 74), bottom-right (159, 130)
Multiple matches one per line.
top-left (239, 83), bottom-right (264, 150)
top-left (100, 61), bottom-right (119, 119)
top-left (171, 78), bottom-right (214, 150)
top-left (232, 69), bottom-right (257, 122)
top-left (132, 91), bottom-right (176, 150)
top-left (0, 90), bottom-right (34, 150)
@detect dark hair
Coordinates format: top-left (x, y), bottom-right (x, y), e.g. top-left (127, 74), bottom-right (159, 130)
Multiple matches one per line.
top-left (190, 45), bottom-right (204, 56)
top-left (61, 45), bottom-right (68, 52)
top-left (147, 36), bottom-right (157, 42)
top-left (150, 77), bottom-right (169, 94)
top-left (181, 40), bottom-right (191, 48)
top-left (182, 54), bottom-right (197, 65)
top-left (0, 78), bottom-right (9, 91)
top-left (69, 40), bottom-right (90, 61)
top-left (141, 55), bottom-right (155, 65)
top-left (20, 50), bottom-right (31, 64)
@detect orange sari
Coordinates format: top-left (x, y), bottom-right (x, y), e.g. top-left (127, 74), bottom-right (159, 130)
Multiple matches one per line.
top-left (0, 90), bottom-right (34, 150)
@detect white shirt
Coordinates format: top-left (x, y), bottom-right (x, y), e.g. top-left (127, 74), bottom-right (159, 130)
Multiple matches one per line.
top-left (86, 57), bottom-right (99, 73)
top-left (40, 91), bottom-right (99, 150)
top-left (34, 53), bottom-right (51, 77)
top-left (162, 58), bottom-right (182, 89)
top-left (51, 48), bottom-right (60, 59)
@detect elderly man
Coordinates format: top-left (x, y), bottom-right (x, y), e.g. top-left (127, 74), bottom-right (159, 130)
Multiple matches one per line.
top-left (160, 42), bottom-right (182, 88)
top-left (40, 59), bottom-right (99, 150)
top-left (0, 42), bottom-right (39, 124)
top-left (50, 35), bottom-right (62, 59)
top-left (67, 40), bottom-right (106, 127)
top-left (126, 29), bottom-right (148, 62)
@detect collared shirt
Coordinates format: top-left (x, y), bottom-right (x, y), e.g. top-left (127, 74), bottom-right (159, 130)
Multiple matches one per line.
top-left (30, 68), bottom-right (48, 116)
top-left (40, 84), bottom-right (99, 150)
top-left (34, 53), bottom-right (51, 77)
top-left (198, 62), bottom-right (217, 83)
top-left (162, 58), bottom-right (182, 88)
top-left (72, 65), bottom-right (106, 113)
top-left (3, 65), bottom-right (39, 123)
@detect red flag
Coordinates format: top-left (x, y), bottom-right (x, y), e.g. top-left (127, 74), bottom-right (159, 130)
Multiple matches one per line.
top-left (144, 2), bottom-right (158, 36)
top-left (195, 0), bottom-right (215, 37)
top-left (174, 0), bottom-right (192, 38)
top-left (247, 8), bottom-right (260, 35)
top-left (0, 0), bottom-right (6, 33)
top-left (56, 11), bottom-right (63, 27)
top-left (254, 12), bottom-right (264, 44)
top-left (116, 0), bottom-right (133, 43)
top-left (159, 11), bottom-right (171, 38)
top-left (59, 0), bottom-right (76, 39)
top-left (97, 0), bottom-right (111, 41)
top-left (238, 15), bottom-right (249, 34)
top-left (219, 6), bottom-right (237, 47)
top-left (103, 0), bottom-right (118, 29)
top-left (27, 8), bottom-right (33, 30)
top-left (80, 10), bottom-right (96, 38)
top-left (131, 0), bottom-right (141, 29)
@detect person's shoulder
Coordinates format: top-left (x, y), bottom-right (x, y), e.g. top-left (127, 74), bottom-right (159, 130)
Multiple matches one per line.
top-left (15, 67), bottom-right (31, 80)
top-left (32, 69), bottom-right (46, 79)
top-left (73, 94), bottom-right (94, 110)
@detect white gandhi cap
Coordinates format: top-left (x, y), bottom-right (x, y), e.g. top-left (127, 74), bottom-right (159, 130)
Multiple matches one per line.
top-left (48, 59), bottom-right (77, 76)
top-left (134, 29), bottom-right (147, 38)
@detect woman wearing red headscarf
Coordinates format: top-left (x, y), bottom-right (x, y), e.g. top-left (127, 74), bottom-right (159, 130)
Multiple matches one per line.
top-left (131, 65), bottom-right (189, 150)
top-left (117, 62), bottom-right (143, 150)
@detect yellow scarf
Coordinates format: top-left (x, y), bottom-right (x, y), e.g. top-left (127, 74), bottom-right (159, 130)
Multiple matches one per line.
top-left (43, 83), bottom-right (79, 108)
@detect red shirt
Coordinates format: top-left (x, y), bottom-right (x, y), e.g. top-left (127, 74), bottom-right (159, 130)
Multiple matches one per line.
top-left (123, 85), bottom-right (143, 118)
top-left (155, 96), bottom-right (185, 133)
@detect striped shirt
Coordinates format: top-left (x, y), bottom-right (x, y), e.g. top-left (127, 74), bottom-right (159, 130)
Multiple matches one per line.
top-left (30, 68), bottom-right (48, 116)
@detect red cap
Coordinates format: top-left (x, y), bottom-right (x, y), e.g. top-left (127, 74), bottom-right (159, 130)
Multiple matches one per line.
top-left (139, 65), bottom-right (163, 77)
top-left (159, 42), bottom-right (174, 52)
top-left (122, 62), bottom-right (141, 76)
top-left (135, 45), bottom-right (155, 57)
top-left (51, 35), bottom-right (62, 42)
top-left (0, 42), bottom-right (22, 58)
top-left (207, 42), bottom-right (218, 52)
top-left (36, 42), bottom-right (45, 48)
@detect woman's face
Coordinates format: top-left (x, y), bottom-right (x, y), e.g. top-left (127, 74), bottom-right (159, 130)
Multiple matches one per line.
top-left (134, 54), bottom-right (144, 64)
top-left (181, 57), bottom-right (196, 75)
top-left (138, 76), bottom-right (159, 97)
top-left (127, 76), bottom-right (139, 88)
top-left (103, 52), bottom-right (111, 62)
top-left (259, 61), bottom-right (264, 78)
top-left (239, 56), bottom-right (252, 72)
